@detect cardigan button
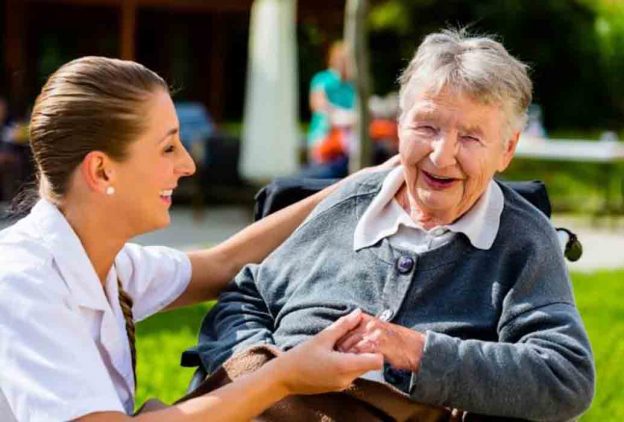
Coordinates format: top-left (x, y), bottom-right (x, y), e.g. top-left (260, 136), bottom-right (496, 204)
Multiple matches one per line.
top-left (396, 256), bottom-right (414, 274)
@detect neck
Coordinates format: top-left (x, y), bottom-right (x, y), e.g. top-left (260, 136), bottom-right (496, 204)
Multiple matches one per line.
top-left (59, 197), bottom-right (128, 286)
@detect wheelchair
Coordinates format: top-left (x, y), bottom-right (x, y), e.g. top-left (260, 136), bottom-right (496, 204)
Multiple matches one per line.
top-left (181, 177), bottom-right (583, 393)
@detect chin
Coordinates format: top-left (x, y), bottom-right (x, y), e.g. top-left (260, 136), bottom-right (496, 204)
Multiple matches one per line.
top-left (418, 192), bottom-right (458, 212)
top-left (156, 215), bottom-right (171, 230)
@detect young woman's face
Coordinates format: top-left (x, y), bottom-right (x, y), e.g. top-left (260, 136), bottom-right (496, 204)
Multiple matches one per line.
top-left (112, 89), bottom-right (196, 235)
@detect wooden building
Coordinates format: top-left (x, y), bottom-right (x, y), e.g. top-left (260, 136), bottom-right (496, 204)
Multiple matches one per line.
top-left (1, 0), bottom-right (346, 121)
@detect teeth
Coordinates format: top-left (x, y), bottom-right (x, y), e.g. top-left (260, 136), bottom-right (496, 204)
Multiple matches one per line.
top-left (160, 190), bottom-right (173, 197)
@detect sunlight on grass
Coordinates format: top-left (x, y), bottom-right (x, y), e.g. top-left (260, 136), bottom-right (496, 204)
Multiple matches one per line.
top-left (135, 302), bottom-right (213, 406)
top-left (573, 270), bottom-right (624, 421)
top-left (134, 271), bottom-right (624, 418)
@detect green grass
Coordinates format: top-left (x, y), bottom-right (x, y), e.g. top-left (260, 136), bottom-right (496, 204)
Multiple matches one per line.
top-left (134, 270), bottom-right (624, 418)
top-left (135, 302), bottom-right (214, 406)
top-left (571, 270), bottom-right (624, 421)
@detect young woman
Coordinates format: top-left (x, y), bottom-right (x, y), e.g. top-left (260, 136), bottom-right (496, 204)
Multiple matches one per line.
top-left (0, 57), bottom-right (384, 421)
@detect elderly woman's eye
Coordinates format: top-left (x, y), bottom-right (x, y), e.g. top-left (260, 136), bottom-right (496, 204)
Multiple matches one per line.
top-left (416, 125), bottom-right (437, 135)
top-left (462, 135), bottom-right (480, 143)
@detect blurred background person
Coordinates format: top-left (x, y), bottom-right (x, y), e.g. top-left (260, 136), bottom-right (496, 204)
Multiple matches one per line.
top-left (302, 41), bottom-right (355, 179)
top-left (368, 92), bottom-right (400, 164)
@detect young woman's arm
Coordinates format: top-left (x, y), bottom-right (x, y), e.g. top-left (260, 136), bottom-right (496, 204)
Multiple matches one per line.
top-left (77, 310), bottom-right (382, 421)
top-left (171, 157), bottom-right (399, 307)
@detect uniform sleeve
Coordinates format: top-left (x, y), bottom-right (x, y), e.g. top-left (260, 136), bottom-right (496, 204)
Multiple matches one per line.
top-left (408, 234), bottom-right (595, 421)
top-left (115, 244), bottom-right (192, 321)
top-left (0, 268), bottom-right (125, 421)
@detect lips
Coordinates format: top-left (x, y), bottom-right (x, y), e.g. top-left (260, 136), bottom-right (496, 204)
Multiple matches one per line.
top-left (421, 170), bottom-right (459, 189)
top-left (160, 189), bottom-right (173, 205)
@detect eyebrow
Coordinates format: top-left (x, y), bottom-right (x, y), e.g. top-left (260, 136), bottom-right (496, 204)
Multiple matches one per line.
top-left (157, 128), bottom-right (179, 144)
top-left (459, 125), bottom-right (485, 138)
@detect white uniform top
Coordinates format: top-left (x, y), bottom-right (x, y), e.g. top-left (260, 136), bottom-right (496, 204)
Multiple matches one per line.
top-left (0, 199), bottom-right (192, 421)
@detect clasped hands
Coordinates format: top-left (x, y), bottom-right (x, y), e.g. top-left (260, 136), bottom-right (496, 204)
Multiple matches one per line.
top-left (335, 309), bottom-right (426, 373)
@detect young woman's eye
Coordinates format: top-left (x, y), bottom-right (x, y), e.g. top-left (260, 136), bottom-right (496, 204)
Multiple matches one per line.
top-left (164, 145), bottom-right (175, 153)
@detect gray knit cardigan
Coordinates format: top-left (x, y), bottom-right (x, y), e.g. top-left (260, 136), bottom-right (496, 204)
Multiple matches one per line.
top-left (198, 171), bottom-right (595, 421)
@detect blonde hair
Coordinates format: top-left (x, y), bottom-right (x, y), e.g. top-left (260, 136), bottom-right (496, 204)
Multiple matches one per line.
top-left (30, 56), bottom-right (168, 203)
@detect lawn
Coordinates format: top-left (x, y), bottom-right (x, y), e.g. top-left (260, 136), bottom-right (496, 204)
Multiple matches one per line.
top-left (135, 270), bottom-right (624, 419)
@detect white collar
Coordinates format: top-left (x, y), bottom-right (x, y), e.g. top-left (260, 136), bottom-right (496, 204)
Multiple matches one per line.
top-left (28, 199), bottom-right (110, 311)
top-left (353, 166), bottom-right (504, 251)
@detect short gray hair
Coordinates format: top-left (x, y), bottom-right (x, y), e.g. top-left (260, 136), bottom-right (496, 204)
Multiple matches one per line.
top-left (398, 29), bottom-right (532, 138)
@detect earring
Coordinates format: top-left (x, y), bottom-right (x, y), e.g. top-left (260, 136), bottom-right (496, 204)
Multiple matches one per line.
top-left (106, 186), bottom-right (115, 196)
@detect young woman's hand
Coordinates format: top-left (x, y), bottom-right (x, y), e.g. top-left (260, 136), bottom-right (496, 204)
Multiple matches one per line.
top-left (269, 309), bottom-right (383, 395)
top-left (342, 154), bottom-right (401, 184)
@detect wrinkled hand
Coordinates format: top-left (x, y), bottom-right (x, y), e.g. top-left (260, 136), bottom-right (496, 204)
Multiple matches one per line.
top-left (336, 312), bottom-right (425, 372)
top-left (272, 309), bottom-right (384, 395)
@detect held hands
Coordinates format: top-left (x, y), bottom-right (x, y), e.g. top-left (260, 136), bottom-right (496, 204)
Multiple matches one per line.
top-left (271, 309), bottom-right (383, 395)
top-left (336, 311), bottom-right (426, 373)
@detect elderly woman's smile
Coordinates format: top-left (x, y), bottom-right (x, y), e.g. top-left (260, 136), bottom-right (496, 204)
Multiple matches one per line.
top-left (397, 87), bottom-right (518, 228)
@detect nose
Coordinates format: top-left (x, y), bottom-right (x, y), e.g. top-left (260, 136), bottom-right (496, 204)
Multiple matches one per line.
top-left (429, 134), bottom-right (457, 168)
top-left (176, 145), bottom-right (197, 177)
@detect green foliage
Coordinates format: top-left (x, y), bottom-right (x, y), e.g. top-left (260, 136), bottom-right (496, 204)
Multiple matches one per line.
top-left (502, 158), bottom-right (624, 214)
top-left (366, 0), bottom-right (624, 132)
top-left (582, 0), bottom-right (624, 117)
top-left (134, 272), bottom-right (624, 418)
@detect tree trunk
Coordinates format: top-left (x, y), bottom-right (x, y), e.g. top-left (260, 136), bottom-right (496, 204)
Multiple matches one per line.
top-left (344, 0), bottom-right (372, 172)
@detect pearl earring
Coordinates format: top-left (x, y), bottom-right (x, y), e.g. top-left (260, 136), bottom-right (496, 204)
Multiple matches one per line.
top-left (106, 186), bottom-right (115, 196)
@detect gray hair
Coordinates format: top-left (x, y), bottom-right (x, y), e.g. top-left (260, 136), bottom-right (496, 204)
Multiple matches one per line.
top-left (398, 29), bottom-right (533, 138)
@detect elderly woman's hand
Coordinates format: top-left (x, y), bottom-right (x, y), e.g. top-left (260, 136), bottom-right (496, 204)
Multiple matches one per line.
top-left (336, 312), bottom-right (426, 372)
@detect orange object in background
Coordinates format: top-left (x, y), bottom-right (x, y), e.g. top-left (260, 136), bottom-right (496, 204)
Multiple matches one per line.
top-left (369, 119), bottom-right (398, 145)
top-left (311, 127), bottom-right (349, 163)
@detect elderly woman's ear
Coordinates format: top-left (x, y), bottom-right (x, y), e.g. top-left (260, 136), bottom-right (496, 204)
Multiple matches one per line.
top-left (497, 132), bottom-right (521, 172)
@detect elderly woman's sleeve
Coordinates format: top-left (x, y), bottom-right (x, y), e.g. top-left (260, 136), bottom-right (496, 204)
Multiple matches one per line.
top-left (409, 236), bottom-right (595, 421)
top-left (197, 264), bottom-right (275, 374)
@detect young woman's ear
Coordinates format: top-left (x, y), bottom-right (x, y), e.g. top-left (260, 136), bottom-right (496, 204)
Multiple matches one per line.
top-left (80, 151), bottom-right (115, 195)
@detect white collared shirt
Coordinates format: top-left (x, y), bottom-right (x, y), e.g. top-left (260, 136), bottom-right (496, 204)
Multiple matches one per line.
top-left (0, 199), bottom-right (192, 421)
top-left (354, 166), bottom-right (504, 253)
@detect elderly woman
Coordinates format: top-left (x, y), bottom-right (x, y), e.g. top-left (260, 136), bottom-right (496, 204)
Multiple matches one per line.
top-left (197, 30), bottom-right (595, 420)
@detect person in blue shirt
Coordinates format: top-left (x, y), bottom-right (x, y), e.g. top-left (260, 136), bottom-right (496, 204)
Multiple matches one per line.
top-left (303, 41), bottom-right (356, 178)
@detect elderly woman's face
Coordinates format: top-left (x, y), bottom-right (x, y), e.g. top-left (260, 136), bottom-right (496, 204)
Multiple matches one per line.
top-left (398, 86), bottom-right (518, 223)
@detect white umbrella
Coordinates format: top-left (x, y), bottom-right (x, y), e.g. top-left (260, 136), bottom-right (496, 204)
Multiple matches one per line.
top-left (239, 0), bottom-right (299, 182)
